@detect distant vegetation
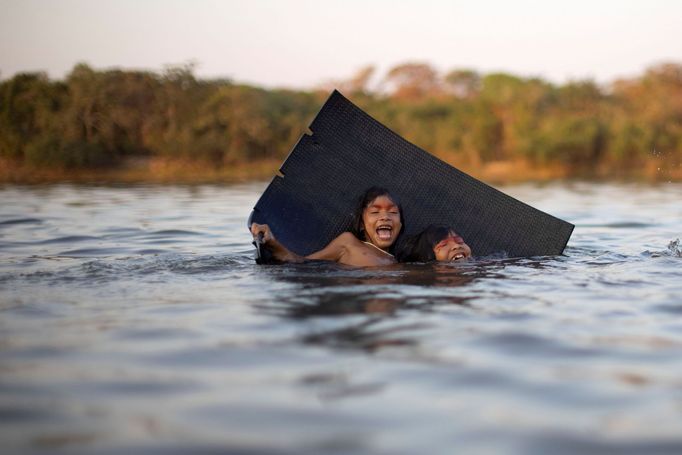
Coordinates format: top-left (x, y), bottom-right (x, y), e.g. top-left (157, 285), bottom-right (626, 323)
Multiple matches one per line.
top-left (1, 61), bottom-right (681, 181)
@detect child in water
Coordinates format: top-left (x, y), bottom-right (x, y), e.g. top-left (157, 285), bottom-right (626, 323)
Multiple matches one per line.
top-left (397, 225), bottom-right (472, 263)
top-left (250, 187), bottom-right (403, 267)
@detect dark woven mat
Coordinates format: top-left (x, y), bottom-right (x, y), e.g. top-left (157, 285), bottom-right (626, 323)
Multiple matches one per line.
top-left (249, 90), bottom-right (574, 258)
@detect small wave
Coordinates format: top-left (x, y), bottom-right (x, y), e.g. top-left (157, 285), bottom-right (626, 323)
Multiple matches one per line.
top-left (579, 222), bottom-right (657, 228)
top-left (101, 227), bottom-right (145, 235)
top-left (84, 254), bottom-right (247, 277)
top-left (38, 235), bottom-right (101, 245)
top-left (133, 248), bottom-right (170, 255)
top-left (479, 331), bottom-right (603, 358)
top-left (164, 255), bottom-right (247, 274)
top-left (12, 253), bottom-right (251, 286)
top-left (57, 247), bottom-right (131, 257)
top-left (578, 251), bottom-right (630, 265)
top-left (143, 229), bottom-right (204, 237)
top-left (642, 238), bottom-right (682, 258)
top-left (0, 217), bottom-right (43, 226)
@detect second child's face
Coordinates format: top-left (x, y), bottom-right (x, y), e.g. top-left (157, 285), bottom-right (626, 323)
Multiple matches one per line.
top-left (434, 231), bottom-right (472, 262)
top-left (362, 195), bottom-right (402, 251)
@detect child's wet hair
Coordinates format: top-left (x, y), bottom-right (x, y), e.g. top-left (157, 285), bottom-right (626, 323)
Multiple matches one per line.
top-left (350, 186), bottom-right (404, 252)
top-left (396, 225), bottom-right (453, 262)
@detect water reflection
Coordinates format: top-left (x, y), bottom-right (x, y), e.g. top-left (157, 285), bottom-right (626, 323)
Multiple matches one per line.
top-left (252, 261), bottom-right (519, 353)
top-left (301, 317), bottom-right (426, 352)
top-left (257, 258), bottom-right (552, 314)
top-left (257, 262), bottom-right (486, 314)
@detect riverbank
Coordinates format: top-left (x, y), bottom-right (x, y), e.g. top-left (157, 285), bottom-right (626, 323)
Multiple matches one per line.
top-left (2, 156), bottom-right (680, 185)
top-left (0, 158), bottom-right (282, 185)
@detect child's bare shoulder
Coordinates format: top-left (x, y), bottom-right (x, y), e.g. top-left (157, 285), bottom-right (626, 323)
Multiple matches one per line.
top-left (329, 231), bottom-right (361, 247)
top-left (335, 231), bottom-right (359, 241)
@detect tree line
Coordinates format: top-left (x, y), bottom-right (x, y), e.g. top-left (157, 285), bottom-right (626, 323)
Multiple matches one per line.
top-left (1, 62), bottom-right (681, 176)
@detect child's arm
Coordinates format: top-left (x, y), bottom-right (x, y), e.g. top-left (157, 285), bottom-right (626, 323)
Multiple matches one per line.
top-left (304, 232), bottom-right (354, 262)
top-left (250, 224), bottom-right (352, 264)
top-left (250, 223), bottom-right (305, 263)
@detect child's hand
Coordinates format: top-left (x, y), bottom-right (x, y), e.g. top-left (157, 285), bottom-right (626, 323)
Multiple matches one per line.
top-left (250, 223), bottom-right (274, 243)
top-left (249, 223), bottom-right (298, 263)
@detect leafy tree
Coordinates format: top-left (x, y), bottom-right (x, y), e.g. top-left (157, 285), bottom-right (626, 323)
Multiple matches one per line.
top-left (444, 69), bottom-right (480, 99)
top-left (0, 72), bottom-right (65, 160)
top-left (383, 63), bottom-right (442, 101)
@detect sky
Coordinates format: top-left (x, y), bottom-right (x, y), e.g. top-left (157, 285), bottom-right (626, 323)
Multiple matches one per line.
top-left (1, 0), bottom-right (681, 88)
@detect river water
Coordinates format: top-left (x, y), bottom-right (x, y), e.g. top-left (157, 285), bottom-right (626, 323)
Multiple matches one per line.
top-left (1, 182), bottom-right (681, 454)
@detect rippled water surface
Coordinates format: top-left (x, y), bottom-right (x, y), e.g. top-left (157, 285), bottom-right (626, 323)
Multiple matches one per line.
top-left (1, 182), bottom-right (682, 454)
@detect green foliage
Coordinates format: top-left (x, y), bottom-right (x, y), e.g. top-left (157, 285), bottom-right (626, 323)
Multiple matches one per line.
top-left (1, 62), bottom-right (681, 172)
top-left (24, 137), bottom-right (113, 169)
top-left (0, 72), bottom-right (65, 159)
top-left (533, 116), bottom-right (606, 165)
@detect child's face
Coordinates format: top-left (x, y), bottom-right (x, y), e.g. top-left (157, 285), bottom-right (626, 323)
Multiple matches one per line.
top-left (434, 231), bottom-right (472, 262)
top-left (362, 195), bottom-right (402, 250)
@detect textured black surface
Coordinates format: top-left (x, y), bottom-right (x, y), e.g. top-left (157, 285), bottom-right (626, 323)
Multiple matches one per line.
top-left (250, 90), bottom-right (574, 258)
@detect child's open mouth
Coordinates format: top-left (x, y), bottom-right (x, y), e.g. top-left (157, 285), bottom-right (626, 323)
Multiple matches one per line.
top-left (376, 225), bottom-right (393, 240)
